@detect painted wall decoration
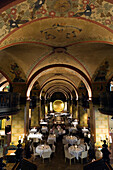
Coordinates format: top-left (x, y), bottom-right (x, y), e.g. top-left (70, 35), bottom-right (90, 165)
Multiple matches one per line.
top-left (0, 0), bottom-right (113, 42)
top-left (31, 0), bottom-right (45, 19)
top-left (10, 63), bottom-right (25, 82)
top-left (52, 0), bottom-right (72, 13)
top-left (9, 19), bottom-right (29, 30)
top-left (94, 61), bottom-right (109, 82)
top-left (40, 23), bottom-right (82, 40)
top-left (73, 4), bottom-right (92, 17)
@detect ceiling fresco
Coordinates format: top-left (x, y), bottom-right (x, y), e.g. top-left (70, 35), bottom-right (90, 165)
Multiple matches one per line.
top-left (0, 0), bottom-right (113, 48)
top-left (0, 0), bottom-right (113, 98)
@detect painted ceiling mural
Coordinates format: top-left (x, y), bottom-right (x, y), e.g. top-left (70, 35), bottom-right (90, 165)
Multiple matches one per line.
top-left (0, 0), bottom-right (113, 45)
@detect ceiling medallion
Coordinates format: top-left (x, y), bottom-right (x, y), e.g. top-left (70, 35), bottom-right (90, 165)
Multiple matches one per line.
top-left (40, 23), bottom-right (82, 40)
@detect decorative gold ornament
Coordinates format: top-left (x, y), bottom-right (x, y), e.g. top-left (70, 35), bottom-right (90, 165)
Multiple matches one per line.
top-left (53, 100), bottom-right (64, 112)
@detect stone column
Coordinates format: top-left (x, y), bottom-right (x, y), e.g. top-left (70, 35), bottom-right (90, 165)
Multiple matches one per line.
top-left (40, 99), bottom-right (43, 119)
top-left (11, 106), bottom-right (25, 145)
top-left (89, 100), bottom-right (96, 144)
top-left (75, 100), bottom-right (79, 119)
top-left (31, 97), bottom-right (40, 127)
top-left (24, 100), bottom-right (30, 135)
top-left (11, 83), bottom-right (27, 145)
top-left (70, 100), bottom-right (73, 114)
top-left (72, 100), bottom-right (77, 119)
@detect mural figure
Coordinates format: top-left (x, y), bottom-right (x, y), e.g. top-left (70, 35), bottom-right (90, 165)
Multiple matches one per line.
top-left (94, 61), bottom-right (109, 82)
top-left (9, 19), bottom-right (29, 31)
top-left (73, 4), bottom-right (92, 17)
top-left (40, 23), bottom-right (82, 40)
top-left (31, 0), bottom-right (45, 19)
top-left (10, 63), bottom-right (25, 82)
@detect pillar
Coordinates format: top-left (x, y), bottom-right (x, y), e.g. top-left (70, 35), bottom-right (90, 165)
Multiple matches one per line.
top-left (89, 100), bottom-right (96, 144)
top-left (11, 106), bottom-right (25, 145)
top-left (31, 97), bottom-right (40, 127)
top-left (24, 100), bottom-right (30, 135)
top-left (11, 83), bottom-right (27, 145)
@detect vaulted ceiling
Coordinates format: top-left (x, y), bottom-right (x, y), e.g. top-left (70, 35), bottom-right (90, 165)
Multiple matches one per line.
top-left (0, 0), bottom-right (113, 100)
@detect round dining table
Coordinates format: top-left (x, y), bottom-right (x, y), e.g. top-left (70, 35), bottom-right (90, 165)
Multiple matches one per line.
top-left (66, 136), bottom-right (77, 145)
top-left (36, 144), bottom-right (52, 157)
top-left (27, 132), bottom-right (43, 140)
top-left (47, 134), bottom-right (56, 142)
top-left (68, 145), bottom-right (83, 160)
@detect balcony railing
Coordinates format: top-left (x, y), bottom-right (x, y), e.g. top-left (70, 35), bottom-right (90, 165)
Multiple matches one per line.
top-left (0, 92), bottom-right (20, 117)
top-left (99, 92), bottom-right (113, 115)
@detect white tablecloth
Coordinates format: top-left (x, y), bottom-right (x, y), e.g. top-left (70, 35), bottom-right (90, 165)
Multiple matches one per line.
top-left (40, 122), bottom-right (48, 125)
top-left (66, 136), bottom-right (77, 145)
top-left (82, 128), bottom-right (89, 133)
top-left (36, 145), bottom-right (52, 157)
top-left (47, 134), bottom-right (56, 142)
top-left (68, 146), bottom-right (83, 159)
top-left (71, 122), bottom-right (78, 127)
top-left (69, 127), bottom-right (77, 132)
top-left (27, 133), bottom-right (43, 140)
top-left (41, 126), bottom-right (48, 132)
top-left (29, 128), bottom-right (37, 133)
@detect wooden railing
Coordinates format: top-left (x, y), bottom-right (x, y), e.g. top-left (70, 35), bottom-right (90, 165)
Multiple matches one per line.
top-left (99, 92), bottom-right (113, 115)
top-left (0, 92), bottom-right (20, 116)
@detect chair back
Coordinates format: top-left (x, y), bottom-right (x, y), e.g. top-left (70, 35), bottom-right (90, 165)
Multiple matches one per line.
top-left (81, 151), bottom-right (88, 159)
top-left (52, 145), bottom-right (56, 152)
top-left (64, 144), bottom-right (68, 151)
top-left (33, 147), bottom-right (36, 154)
top-left (77, 139), bottom-right (81, 145)
top-left (64, 149), bottom-right (75, 159)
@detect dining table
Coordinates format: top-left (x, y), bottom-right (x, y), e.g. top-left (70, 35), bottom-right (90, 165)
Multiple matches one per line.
top-left (41, 126), bottom-right (48, 132)
top-left (27, 132), bottom-right (43, 140)
top-left (69, 127), bottom-right (77, 133)
top-left (47, 134), bottom-right (56, 142)
top-left (36, 144), bottom-right (52, 157)
top-left (66, 136), bottom-right (77, 145)
top-left (29, 128), bottom-right (37, 133)
top-left (82, 128), bottom-right (89, 133)
top-left (68, 145), bottom-right (83, 160)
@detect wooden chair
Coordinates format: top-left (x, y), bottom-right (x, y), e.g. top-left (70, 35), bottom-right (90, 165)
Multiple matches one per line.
top-left (79, 151), bottom-right (88, 164)
top-left (42, 151), bottom-right (51, 163)
top-left (52, 144), bottom-right (56, 153)
top-left (77, 139), bottom-right (81, 145)
top-left (64, 144), bottom-right (68, 151)
top-left (64, 149), bottom-right (75, 165)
